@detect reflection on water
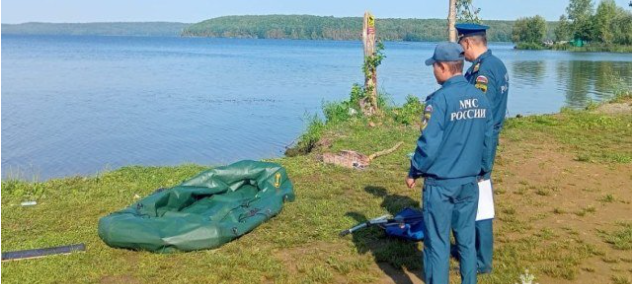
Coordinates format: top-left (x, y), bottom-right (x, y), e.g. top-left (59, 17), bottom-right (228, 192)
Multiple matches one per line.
top-left (512, 61), bottom-right (546, 87)
top-left (2, 36), bottom-right (631, 180)
top-left (553, 60), bottom-right (632, 108)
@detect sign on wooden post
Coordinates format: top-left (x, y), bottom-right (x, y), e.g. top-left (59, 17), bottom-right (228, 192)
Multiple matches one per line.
top-left (362, 11), bottom-right (378, 116)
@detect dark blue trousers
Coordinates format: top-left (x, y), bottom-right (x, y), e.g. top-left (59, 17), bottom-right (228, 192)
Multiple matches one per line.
top-left (475, 218), bottom-right (493, 273)
top-left (478, 133), bottom-right (498, 273)
top-left (422, 181), bottom-right (478, 284)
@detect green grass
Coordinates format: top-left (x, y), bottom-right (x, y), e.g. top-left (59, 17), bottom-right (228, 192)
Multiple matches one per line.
top-left (504, 108), bottom-right (632, 164)
top-left (515, 43), bottom-right (632, 53)
top-left (514, 42), bottom-right (546, 50)
top-left (551, 43), bottom-right (632, 53)
top-left (600, 194), bottom-right (617, 203)
top-left (3, 96), bottom-right (632, 283)
top-left (612, 274), bottom-right (632, 284)
top-left (601, 222), bottom-right (632, 251)
top-left (287, 81), bottom-right (424, 156)
top-left (285, 114), bottom-right (326, 157)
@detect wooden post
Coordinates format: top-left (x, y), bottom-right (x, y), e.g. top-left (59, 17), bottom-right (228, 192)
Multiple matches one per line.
top-left (448, 0), bottom-right (457, 42)
top-left (362, 11), bottom-right (378, 116)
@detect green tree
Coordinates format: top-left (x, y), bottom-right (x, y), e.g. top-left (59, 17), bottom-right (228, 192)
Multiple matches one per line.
top-left (612, 8), bottom-right (632, 45)
top-left (554, 15), bottom-right (571, 42)
top-left (449, 0), bottom-right (483, 41)
top-left (512, 15), bottom-right (547, 44)
top-left (566, 0), bottom-right (594, 20)
top-left (566, 0), bottom-right (595, 41)
top-left (182, 15), bottom-right (521, 42)
top-left (594, 0), bottom-right (617, 44)
top-left (456, 0), bottom-right (483, 24)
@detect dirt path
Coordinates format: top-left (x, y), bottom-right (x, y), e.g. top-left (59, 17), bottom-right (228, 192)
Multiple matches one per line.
top-left (491, 134), bottom-right (632, 284)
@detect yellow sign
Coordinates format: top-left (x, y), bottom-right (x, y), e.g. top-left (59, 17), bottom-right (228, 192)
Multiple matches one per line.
top-left (368, 16), bottom-right (375, 28)
top-left (274, 173), bottom-right (282, 188)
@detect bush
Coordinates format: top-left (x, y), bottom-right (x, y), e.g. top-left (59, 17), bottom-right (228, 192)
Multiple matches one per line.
top-left (322, 100), bottom-right (353, 124)
top-left (612, 79), bottom-right (632, 103)
top-left (512, 15), bottom-right (547, 44)
top-left (285, 114), bottom-right (325, 157)
top-left (322, 84), bottom-right (366, 124)
top-left (376, 90), bottom-right (393, 111)
top-left (394, 95), bottom-right (424, 125)
top-left (349, 83), bottom-right (364, 106)
top-left (515, 42), bottom-right (545, 50)
top-left (551, 42), bottom-right (632, 53)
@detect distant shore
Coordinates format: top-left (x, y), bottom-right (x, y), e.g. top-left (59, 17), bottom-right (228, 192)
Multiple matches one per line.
top-left (514, 42), bottom-right (632, 53)
top-left (1, 22), bottom-right (191, 37)
top-left (2, 15), bottom-right (553, 42)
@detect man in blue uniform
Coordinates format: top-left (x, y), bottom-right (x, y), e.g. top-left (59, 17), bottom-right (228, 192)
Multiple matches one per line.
top-left (456, 23), bottom-right (510, 274)
top-left (406, 42), bottom-right (494, 284)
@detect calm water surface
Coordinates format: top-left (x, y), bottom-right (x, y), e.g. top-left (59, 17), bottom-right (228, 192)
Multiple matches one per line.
top-left (2, 35), bottom-right (631, 180)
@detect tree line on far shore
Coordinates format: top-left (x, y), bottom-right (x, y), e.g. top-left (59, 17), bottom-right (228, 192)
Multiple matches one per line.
top-left (1, 22), bottom-right (189, 37)
top-left (512, 0), bottom-right (632, 51)
top-left (182, 15), bottom-right (553, 43)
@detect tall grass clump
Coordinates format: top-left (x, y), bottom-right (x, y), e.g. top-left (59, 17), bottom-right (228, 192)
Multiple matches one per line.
top-left (602, 222), bottom-right (632, 251)
top-left (515, 42), bottom-right (545, 50)
top-left (551, 43), bottom-right (632, 53)
top-left (287, 82), bottom-right (402, 156)
top-left (611, 76), bottom-right (632, 103)
top-left (394, 95), bottom-right (424, 125)
top-left (322, 84), bottom-right (364, 124)
top-left (285, 114), bottom-right (325, 157)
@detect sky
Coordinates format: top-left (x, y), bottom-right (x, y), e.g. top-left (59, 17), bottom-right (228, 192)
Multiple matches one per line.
top-left (2, 0), bottom-right (632, 24)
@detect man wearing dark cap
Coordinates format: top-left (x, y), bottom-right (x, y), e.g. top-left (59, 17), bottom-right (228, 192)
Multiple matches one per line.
top-left (406, 42), bottom-right (494, 284)
top-left (456, 23), bottom-right (510, 274)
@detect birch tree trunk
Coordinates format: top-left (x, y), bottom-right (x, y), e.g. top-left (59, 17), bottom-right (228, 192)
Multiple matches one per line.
top-left (448, 0), bottom-right (457, 42)
top-left (362, 11), bottom-right (378, 116)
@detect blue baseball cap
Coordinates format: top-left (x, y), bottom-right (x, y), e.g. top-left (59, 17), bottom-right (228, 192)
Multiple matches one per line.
top-left (425, 42), bottom-right (465, 66)
top-left (456, 23), bottom-right (489, 41)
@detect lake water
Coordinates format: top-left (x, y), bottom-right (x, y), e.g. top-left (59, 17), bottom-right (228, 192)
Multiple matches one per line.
top-left (2, 35), bottom-right (632, 180)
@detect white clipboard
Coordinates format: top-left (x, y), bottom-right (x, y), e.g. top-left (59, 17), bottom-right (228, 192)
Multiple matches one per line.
top-left (476, 179), bottom-right (495, 221)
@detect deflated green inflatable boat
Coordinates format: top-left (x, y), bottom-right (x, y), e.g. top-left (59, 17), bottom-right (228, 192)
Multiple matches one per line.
top-left (98, 160), bottom-right (295, 252)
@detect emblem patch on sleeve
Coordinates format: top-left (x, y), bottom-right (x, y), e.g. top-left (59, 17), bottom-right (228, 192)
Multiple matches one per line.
top-left (476, 75), bottom-right (488, 84)
top-left (475, 75), bottom-right (488, 93)
top-left (421, 104), bottom-right (433, 131)
top-left (475, 83), bottom-right (488, 93)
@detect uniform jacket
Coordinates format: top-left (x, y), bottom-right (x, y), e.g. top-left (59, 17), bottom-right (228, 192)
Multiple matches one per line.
top-left (464, 50), bottom-right (509, 136)
top-left (409, 75), bottom-right (494, 186)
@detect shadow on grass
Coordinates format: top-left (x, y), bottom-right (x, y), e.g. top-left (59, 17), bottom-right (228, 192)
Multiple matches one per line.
top-left (345, 186), bottom-right (424, 284)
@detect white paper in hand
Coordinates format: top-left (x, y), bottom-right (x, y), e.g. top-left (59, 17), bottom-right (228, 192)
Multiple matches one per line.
top-left (476, 179), bottom-right (495, 221)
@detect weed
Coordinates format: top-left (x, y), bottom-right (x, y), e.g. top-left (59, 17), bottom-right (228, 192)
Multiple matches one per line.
top-left (393, 95), bottom-right (424, 126)
top-left (553, 208), bottom-right (566, 214)
top-left (575, 154), bottom-right (592, 162)
top-left (602, 222), bottom-right (632, 250)
top-left (514, 269), bottom-right (539, 284)
top-left (585, 100), bottom-right (601, 111)
top-left (610, 153), bottom-right (632, 164)
top-left (502, 207), bottom-right (517, 215)
top-left (286, 113), bottom-right (325, 156)
top-left (612, 275), bottom-right (632, 284)
top-left (575, 210), bottom-right (587, 217)
top-left (602, 256), bottom-right (620, 263)
top-left (600, 194), bottom-right (616, 203)
top-left (535, 188), bottom-right (550, 196)
top-left (575, 205), bottom-right (597, 216)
